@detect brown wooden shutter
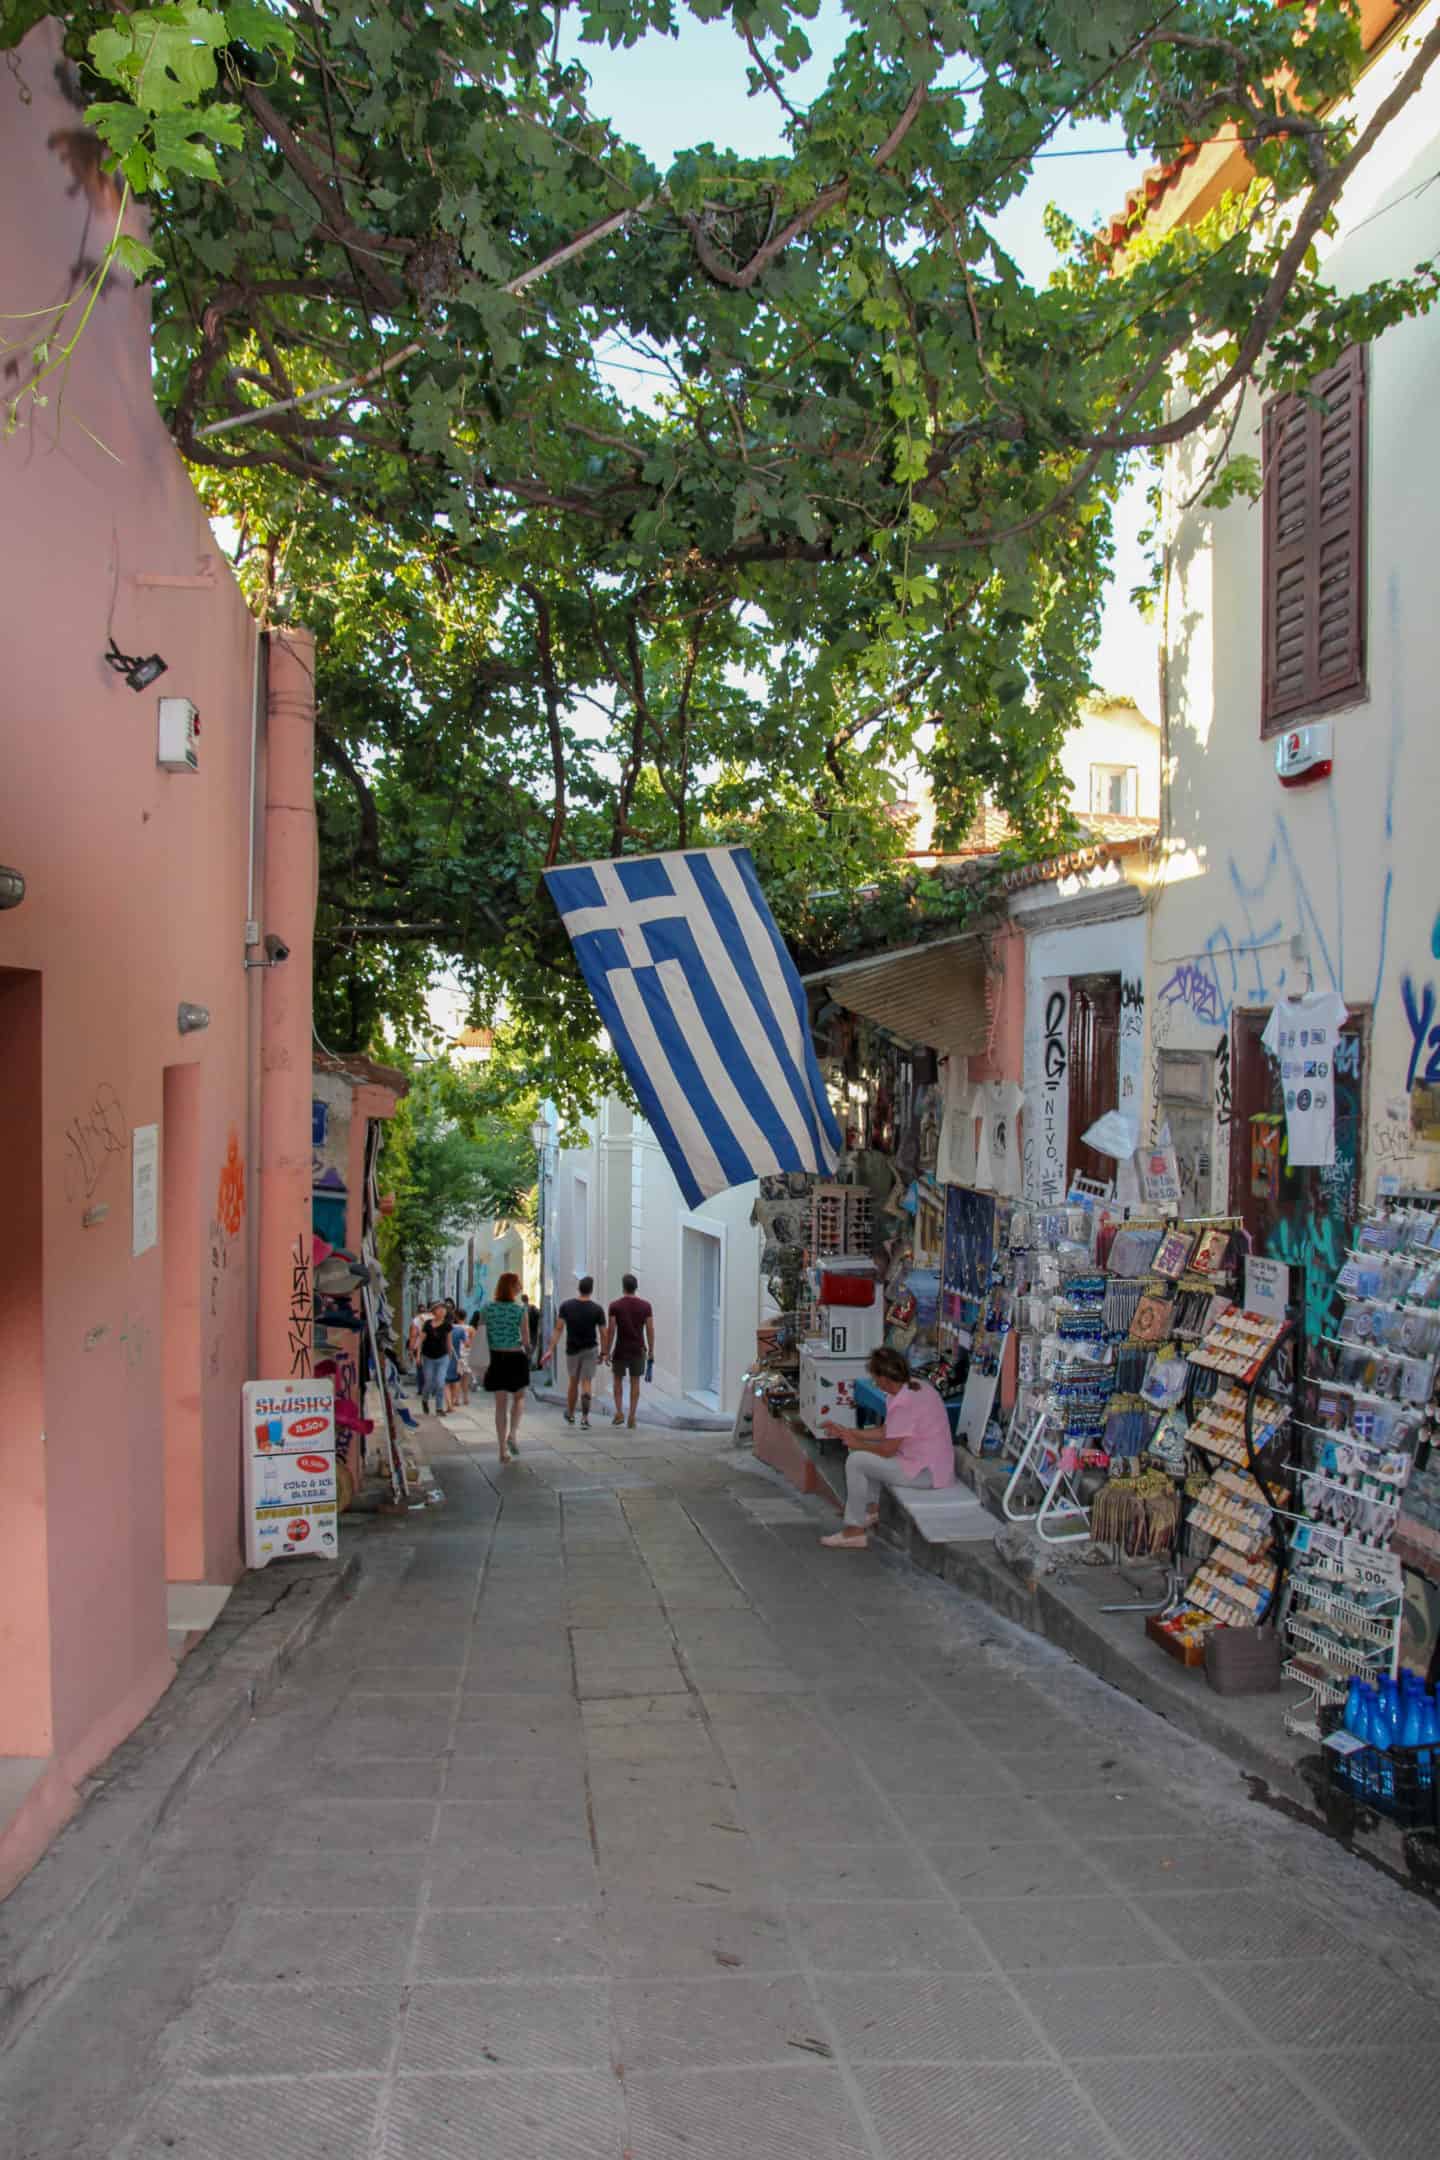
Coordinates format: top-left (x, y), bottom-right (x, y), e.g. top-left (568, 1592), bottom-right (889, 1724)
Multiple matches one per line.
top-left (1261, 343), bottom-right (1366, 732)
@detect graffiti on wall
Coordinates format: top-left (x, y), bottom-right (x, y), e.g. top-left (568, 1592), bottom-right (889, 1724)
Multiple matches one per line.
top-left (217, 1129), bottom-right (246, 1238)
top-left (1038, 983), bottom-right (1069, 1204)
top-left (1120, 976), bottom-right (1144, 1103)
top-left (1156, 962), bottom-right (1222, 1026)
top-left (63, 1083), bottom-right (128, 1203)
top-left (288, 1233), bottom-right (312, 1377)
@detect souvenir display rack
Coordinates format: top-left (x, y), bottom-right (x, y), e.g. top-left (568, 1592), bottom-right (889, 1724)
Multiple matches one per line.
top-left (1146, 1292), bottom-right (1296, 1659)
top-left (1001, 1200), bottom-right (1114, 1539)
top-left (1280, 1192), bottom-right (1440, 1738)
top-left (810, 1182), bottom-right (873, 1260)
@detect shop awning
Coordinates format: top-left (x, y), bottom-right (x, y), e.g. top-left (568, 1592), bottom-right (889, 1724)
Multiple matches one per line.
top-left (808, 930), bottom-right (990, 1056)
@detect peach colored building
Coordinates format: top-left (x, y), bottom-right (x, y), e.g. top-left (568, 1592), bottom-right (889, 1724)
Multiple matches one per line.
top-left (0, 32), bottom-right (317, 1893)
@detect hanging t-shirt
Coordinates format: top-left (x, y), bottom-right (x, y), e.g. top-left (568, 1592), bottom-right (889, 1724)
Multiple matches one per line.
top-left (975, 1080), bottom-right (1026, 1196)
top-left (936, 1056), bottom-right (979, 1185)
top-left (1261, 989), bottom-right (1349, 1168)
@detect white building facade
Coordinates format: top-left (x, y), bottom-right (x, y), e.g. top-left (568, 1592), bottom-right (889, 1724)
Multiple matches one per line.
top-left (1138, 7), bottom-right (1440, 1336)
top-left (549, 1097), bottom-right (762, 1416)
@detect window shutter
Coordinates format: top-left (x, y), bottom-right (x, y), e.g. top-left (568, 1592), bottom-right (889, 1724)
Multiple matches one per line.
top-left (1261, 344), bottom-right (1366, 730)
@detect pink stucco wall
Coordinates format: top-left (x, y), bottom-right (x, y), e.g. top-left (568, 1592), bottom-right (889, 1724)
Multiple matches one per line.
top-left (0, 30), bottom-right (308, 1887)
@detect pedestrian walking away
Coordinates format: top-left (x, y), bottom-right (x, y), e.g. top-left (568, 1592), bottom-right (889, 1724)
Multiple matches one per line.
top-left (819, 1344), bottom-right (956, 1548)
top-left (546, 1275), bottom-right (606, 1428)
top-left (417, 1300), bottom-right (453, 1416)
top-left (475, 1275), bottom-right (530, 1463)
top-left (406, 1307), bottom-right (425, 1394)
top-left (603, 1271), bottom-right (655, 1428)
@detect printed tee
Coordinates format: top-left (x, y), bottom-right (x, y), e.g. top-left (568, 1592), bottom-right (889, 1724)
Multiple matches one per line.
top-left (936, 1056), bottom-right (979, 1185)
top-left (974, 1080), bottom-right (1026, 1196)
top-left (1261, 989), bottom-right (1349, 1168)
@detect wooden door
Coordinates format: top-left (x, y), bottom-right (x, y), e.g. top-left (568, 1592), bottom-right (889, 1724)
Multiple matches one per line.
top-left (1067, 974), bottom-right (1122, 1188)
top-left (1228, 1005), bottom-right (1367, 1344)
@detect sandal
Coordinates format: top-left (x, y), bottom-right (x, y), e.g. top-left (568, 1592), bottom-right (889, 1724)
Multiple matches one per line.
top-left (612, 1413), bottom-right (625, 1426)
top-left (820, 1530), bottom-right (868, 1550)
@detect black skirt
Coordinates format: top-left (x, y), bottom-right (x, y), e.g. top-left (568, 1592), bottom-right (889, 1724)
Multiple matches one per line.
top-left (483, 1349), bottom-right (530, 1394)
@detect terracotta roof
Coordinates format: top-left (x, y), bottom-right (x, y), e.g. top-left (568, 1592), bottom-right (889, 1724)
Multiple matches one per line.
top-left (937, 806), bottom-right (1157, 858)
top-left (1102, 2), bottom-right (1405, 252)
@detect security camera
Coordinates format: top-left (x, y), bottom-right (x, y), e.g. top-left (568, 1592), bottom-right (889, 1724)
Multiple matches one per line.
top-left (245, 931), bottom-right (294, 971)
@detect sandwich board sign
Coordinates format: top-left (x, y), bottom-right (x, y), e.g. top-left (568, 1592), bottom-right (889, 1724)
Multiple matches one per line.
top-left (242, 1377), bottom-right (339, 1568)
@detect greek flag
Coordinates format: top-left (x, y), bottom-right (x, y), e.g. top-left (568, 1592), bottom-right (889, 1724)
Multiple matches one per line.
top-left (544, 847), bottom-right (842, 1207)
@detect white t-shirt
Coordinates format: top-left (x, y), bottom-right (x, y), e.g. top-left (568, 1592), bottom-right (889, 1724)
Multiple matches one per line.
top-left (936, 1056), bottom-right (979, 1185)
top-left (1261, 990), bottom-right (1349, 1168)
top-left (975, 1080), bottom-right (1025, 1195)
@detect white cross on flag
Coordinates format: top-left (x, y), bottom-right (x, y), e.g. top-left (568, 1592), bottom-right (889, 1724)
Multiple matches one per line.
top-left (543, 847), bottom-right (842, 1207)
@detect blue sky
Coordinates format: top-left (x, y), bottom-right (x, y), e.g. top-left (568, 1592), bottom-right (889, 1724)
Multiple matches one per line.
top-left (569, 7), bottom-right (1156, 706)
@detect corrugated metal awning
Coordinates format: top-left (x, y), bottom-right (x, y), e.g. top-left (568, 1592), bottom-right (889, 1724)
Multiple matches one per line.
top-left (809, 931), bottom-right (990, 1057)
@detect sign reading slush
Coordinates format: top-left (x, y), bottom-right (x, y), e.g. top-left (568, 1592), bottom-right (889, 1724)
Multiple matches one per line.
top-left (242, 1378), bottom-right (339, 1568)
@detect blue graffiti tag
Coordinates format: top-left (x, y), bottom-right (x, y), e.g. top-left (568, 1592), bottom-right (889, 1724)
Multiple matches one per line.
top-left (1402, 976), bottom-right (1440, 1090)
top-left (1156, 962), bottom-right (1221, 1024)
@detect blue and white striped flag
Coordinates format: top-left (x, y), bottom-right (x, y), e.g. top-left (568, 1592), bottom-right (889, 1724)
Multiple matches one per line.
top-left (544, 847), bottom-right (842, 1207)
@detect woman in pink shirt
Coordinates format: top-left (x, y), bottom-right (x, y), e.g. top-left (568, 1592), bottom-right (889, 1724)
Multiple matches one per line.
top-left (819, 1346), bottom-right (955, 1550)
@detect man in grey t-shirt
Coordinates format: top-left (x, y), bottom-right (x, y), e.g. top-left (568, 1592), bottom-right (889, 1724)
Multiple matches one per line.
top-left (546, 1275), bottom-right (606, 1429)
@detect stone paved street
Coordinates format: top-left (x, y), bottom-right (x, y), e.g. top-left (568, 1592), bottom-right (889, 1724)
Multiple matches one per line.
top-left (5, 1397), bottom-right (1440, 2160)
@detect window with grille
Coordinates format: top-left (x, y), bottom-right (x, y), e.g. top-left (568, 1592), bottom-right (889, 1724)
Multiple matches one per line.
top-left (1261, 344), bottom-right (1367, 732)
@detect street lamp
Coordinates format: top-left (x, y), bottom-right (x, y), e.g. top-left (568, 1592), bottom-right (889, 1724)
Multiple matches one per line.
top-left (530, 1116), bottom-right (549, 1357)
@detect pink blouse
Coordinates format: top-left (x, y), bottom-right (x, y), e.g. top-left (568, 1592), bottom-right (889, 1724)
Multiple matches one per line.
top-left (885, 1382), bottom-right (956, 1485)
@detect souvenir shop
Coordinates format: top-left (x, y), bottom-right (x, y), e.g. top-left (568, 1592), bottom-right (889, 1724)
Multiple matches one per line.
top-left (308, 1057), bottom-right (433, 1519)
top-left (750, 982), bottom-right (1020, 1485)
top-left (749, 979), bottom-right (1440, 1844)
top-left (978, 1157), bottom-right (1440, 1838)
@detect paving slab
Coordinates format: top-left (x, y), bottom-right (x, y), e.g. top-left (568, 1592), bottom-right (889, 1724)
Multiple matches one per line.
top-left (2, 1401), bottom-right (1438, 2160)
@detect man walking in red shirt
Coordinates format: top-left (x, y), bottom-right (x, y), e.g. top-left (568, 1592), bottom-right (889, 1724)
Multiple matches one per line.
top-left (603, 1273), bottom-right (655, 1430)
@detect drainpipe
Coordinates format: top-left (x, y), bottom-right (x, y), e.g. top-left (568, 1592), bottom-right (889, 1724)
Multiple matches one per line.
top-left (257, 627), bottom-right (317, 1378)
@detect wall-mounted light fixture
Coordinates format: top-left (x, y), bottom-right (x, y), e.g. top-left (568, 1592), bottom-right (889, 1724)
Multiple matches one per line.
top-left (105, 638), bottom-right (168, 692)
top-left (0, 864), bottom-right (25, 909)
top-left (177, 1002), bottom-right (211, 1033)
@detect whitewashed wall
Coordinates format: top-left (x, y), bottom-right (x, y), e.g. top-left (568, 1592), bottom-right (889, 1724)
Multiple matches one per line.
top-left (551, 1098), bottom-right (761, 1413)
top-left (1150, 13), bottom-right (1440, 1213)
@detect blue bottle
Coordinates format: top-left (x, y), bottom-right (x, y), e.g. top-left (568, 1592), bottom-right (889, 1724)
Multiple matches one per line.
top-left (1362, 1687), bottom-right (1396, 1807)
top-left (1415, 1693), bottom-right (1440, 1795)
top-left (1344, 1676), bottom-right (1369, 1738)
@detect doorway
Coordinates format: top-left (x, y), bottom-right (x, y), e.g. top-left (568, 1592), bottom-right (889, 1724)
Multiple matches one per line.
top-left (162, 1063), bottom-right (203, 1583)
top-left (572, 1173), bottom-right (590, 1283)
top-left (1228, 1005), bottom-right (1367, 1344)
top-left (1067, 974), bottom-right (1122, 1188)
top-left (683, 1224), bottom-right (723, 1402)
top-left (0, 969), bottom-right (51, 1757)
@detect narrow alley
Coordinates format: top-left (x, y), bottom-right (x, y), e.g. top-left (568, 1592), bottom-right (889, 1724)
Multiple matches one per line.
top-left (4, 1400), bottom-right (1438, 2160)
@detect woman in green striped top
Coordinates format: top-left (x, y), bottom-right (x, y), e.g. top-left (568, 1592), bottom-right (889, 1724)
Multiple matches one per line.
top-left (475, 1272), bottom-right (531, 1463)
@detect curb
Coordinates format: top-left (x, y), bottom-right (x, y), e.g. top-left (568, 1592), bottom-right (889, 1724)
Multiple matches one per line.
top-left (876, 1486), bottom-right (1429, 1888)
top-left (0, 1553), bottom-right (359, 2054)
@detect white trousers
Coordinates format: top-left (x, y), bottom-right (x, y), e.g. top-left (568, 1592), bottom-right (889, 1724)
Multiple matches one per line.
top-left (844, 1450), bottom-right (933, 1528)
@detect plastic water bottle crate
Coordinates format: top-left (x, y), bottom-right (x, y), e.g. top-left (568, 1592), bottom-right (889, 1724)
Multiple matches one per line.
top-left (1319, 1706), bottom-right (1440, 1830)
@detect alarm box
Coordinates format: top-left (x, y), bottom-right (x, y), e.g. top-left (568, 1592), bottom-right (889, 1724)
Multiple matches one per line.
top-left (1275, 721), bottom-right (1332, 788)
